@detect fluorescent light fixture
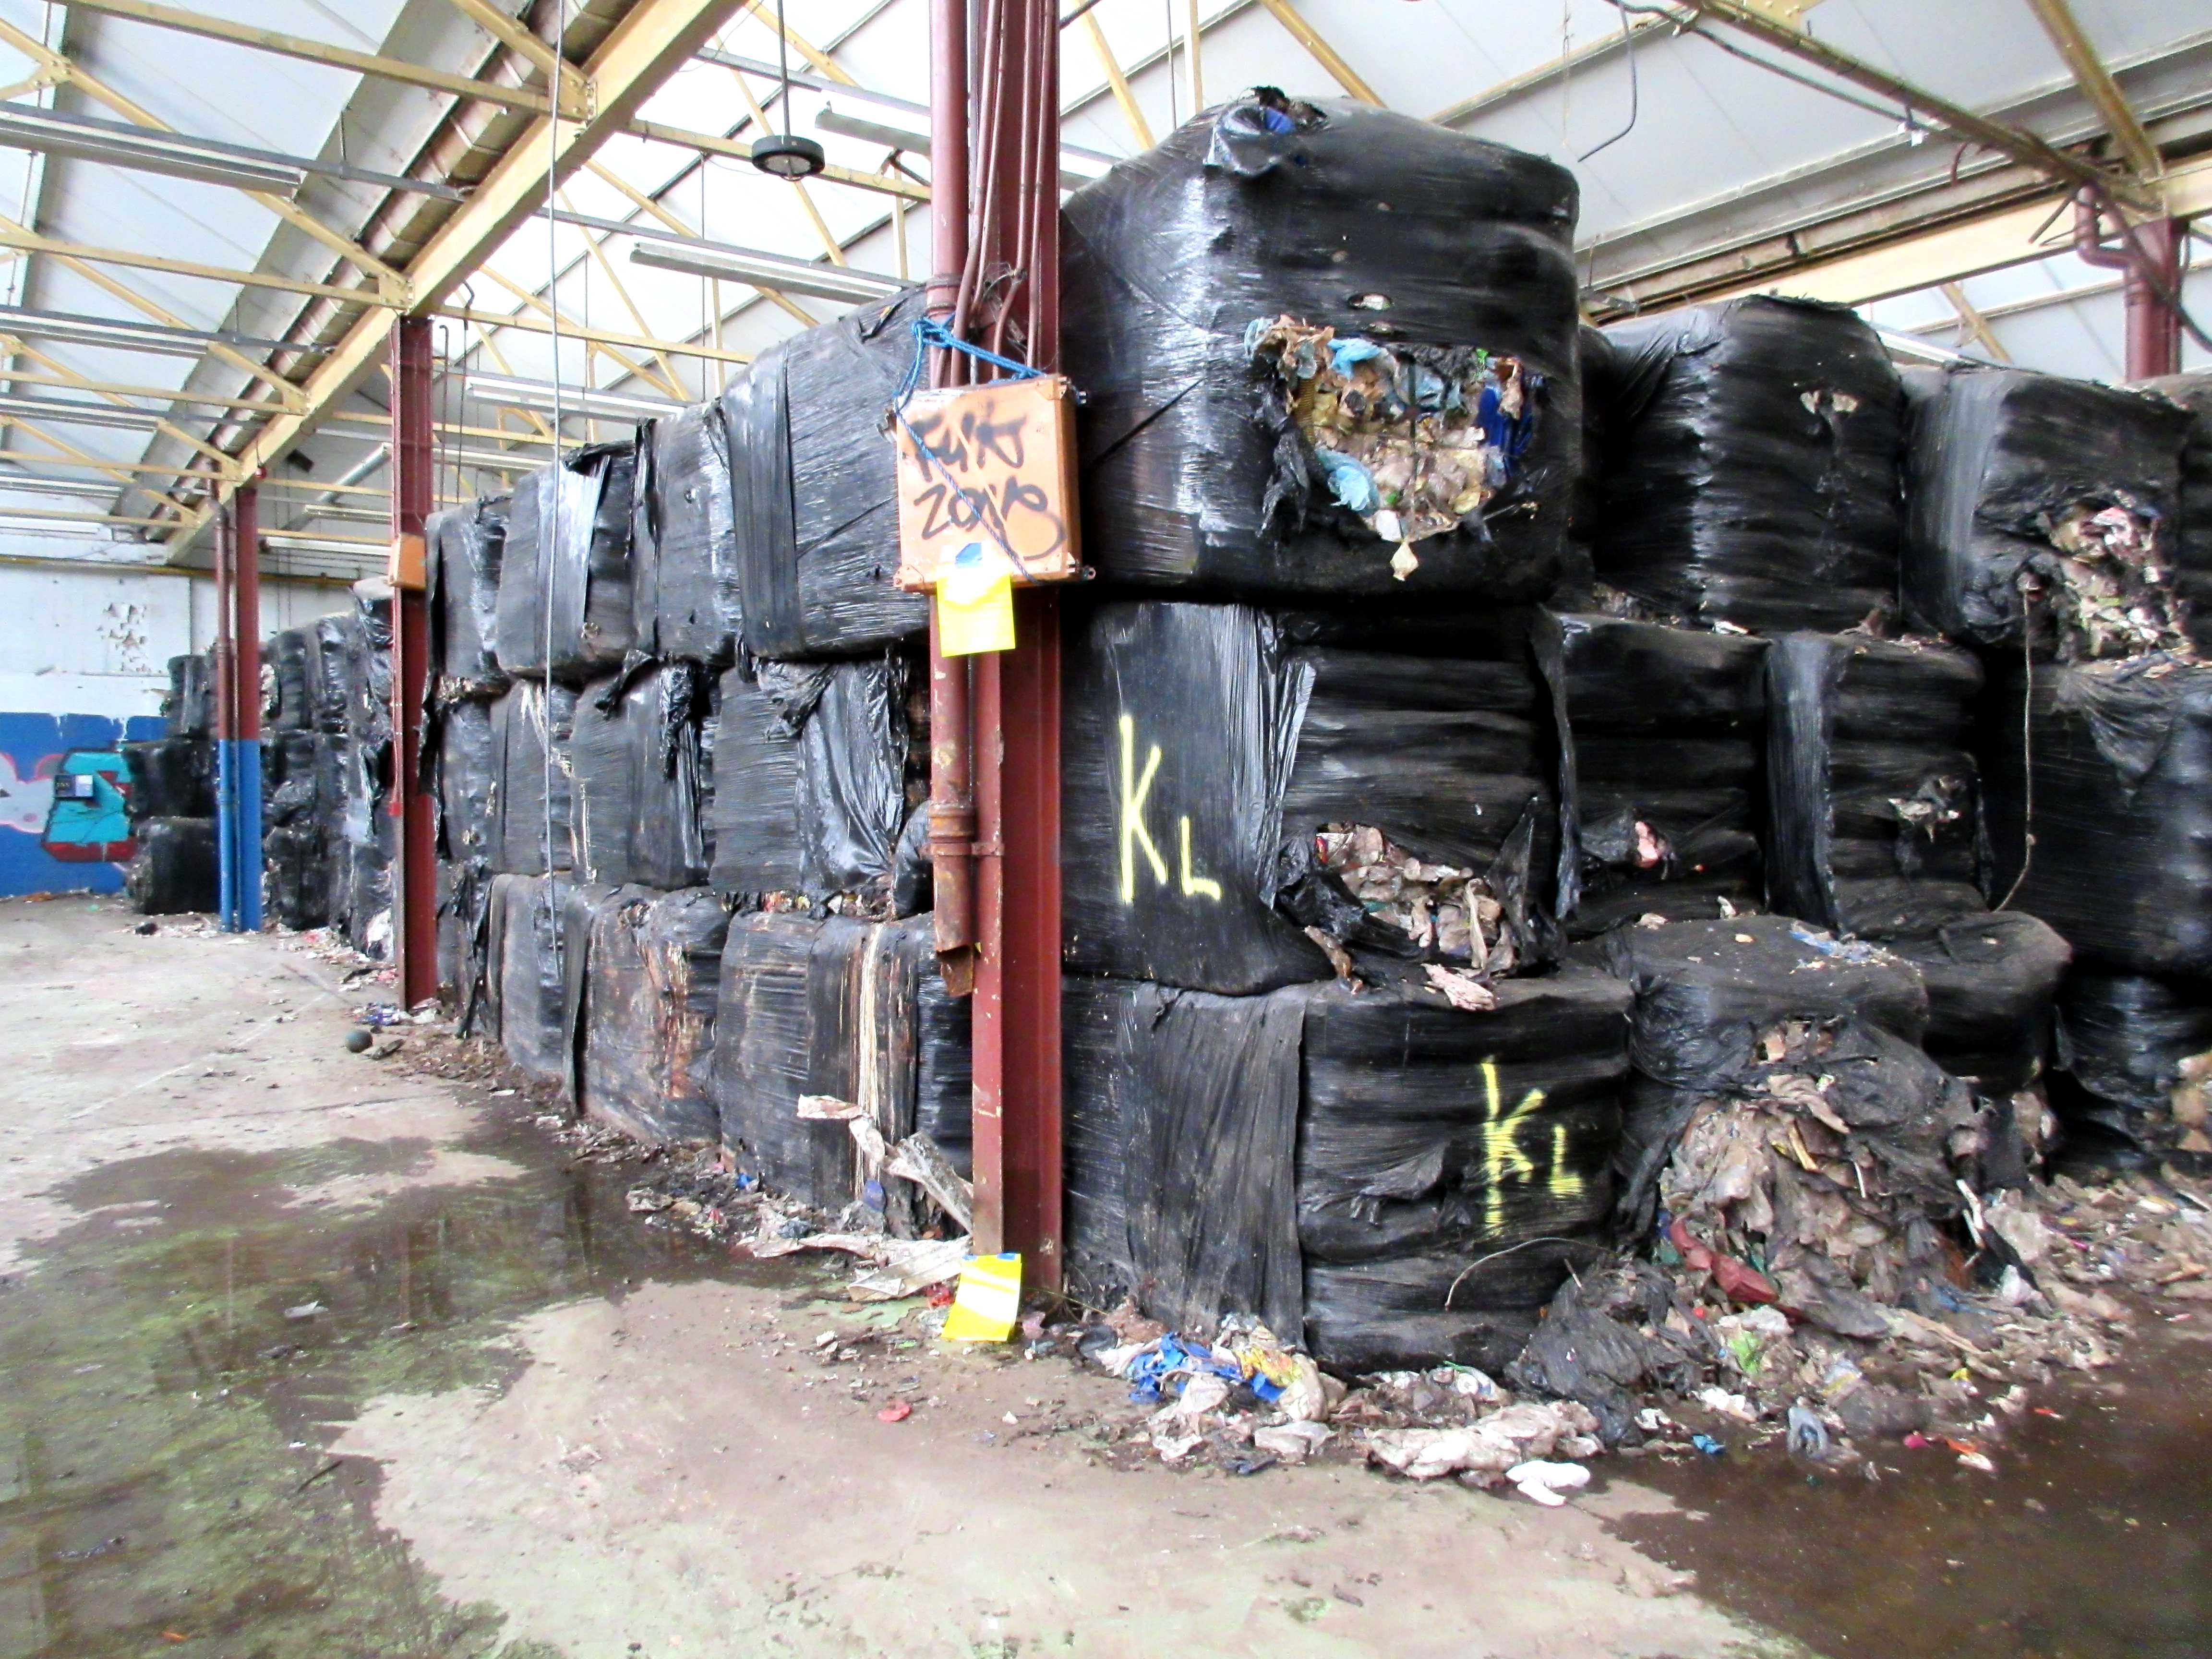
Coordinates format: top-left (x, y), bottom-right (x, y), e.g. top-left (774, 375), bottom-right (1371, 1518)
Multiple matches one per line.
top-left (813, 97), bottom-right (1108, 191)
top-left (0, 105), bottom-right (303, 193)
top-left (256, 533), bottom-right (386, 557)
top-left (0, 392), bottom-right (167, 430)
top-left (463, 373), bottom-right (678, 422)
top-left (627, 240), bottom-right (907, 307)
top-left (0, 303), bottom-right (314, 359)
top-left (0, 473), bottom-right (122, 499)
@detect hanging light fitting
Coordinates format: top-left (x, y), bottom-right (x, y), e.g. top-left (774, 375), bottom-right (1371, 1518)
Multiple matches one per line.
top-left (750, 0), bottom-right (826, 178)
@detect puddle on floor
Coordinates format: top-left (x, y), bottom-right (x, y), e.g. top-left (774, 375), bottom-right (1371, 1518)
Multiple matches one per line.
top-left (1611, 1328), bottom-right (2212, 1659)
top-left (0, 1098), bottom-right (812, 1659)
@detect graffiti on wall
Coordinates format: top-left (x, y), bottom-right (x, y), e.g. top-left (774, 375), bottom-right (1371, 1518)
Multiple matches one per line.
top-left (0, 712), bottom-right (163, 896)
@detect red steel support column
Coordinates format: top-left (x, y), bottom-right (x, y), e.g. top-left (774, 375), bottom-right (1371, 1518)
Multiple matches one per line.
top-left (232, 484), bottom-right (263, 931)
top-left (391, 315), bottom-right (439, 1007)
top-left (2075, 194), bottom-right (2185, 381)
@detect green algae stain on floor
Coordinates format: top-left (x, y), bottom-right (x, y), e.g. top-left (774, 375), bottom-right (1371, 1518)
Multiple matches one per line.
top-left (0, 1114), bottom-right (749, 1659)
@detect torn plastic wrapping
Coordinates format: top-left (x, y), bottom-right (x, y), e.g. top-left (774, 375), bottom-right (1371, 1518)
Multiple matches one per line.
top-left (1764, 633), bottom-right (1984, 936)
top-left (309, 615), bottom-right (354, 734)
top-left (121, 738), bottom-right (213, 823)
top-left (1298, 970), bottom-right (1631, 1374)
top-left (1981, 654), bottom-right (2212, 978)
top-left (633, 401), bottom-right (741, 666)
top-left (1061, 98), bottom-right (1579, 600)
top-left (492, 442), bottom-right (638, 683)
top-left (263, 821), bottom-right (330, 930)
top-left (714, 912), bottom-right (969, 1214)
top-left (485, 678), bottom-right (578, 876)
top-left (2052, 971), bottom-right (2212, 1159)
top-left (485, 872), bottom-right (574, 1083)
top-left (1590, 296), bottom-right (1905, 633)
top-left (164, 653), bottom-right (213, 738)
top-left (1901, 366), bottom-right (2191, 657)
top-left (1061, 599), bottom-right (1556, 995)
top-left (127, 817), bottom-right (218, 914)
top-left (1063, 975), bottom-right (1306, 1342)
top-left (1834, 877), bottom-right (2069, 1094)
top-left (428, 495), bottom-right (509, 697)
top-left (569, 661), bottom-right (714, 891)
top-left (1596, 915), bottom-right (1929, 1237)
top-left (1554, 614), bottom-right (1768, 938)
top-left (2137, 372), bottom-right (2212, 654)
top-left (707, 655), bottom-right (913, 904)
top-left (566, 885), bottom-right (729, 1145)
top-left (725, 291), bottom-right (930, 661)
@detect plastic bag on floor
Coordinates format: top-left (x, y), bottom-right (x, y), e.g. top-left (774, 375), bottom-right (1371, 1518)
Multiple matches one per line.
top-left (428, 495), bottom-right (509, 698)
top-left (486, 872), bottom-right (576, 1082)
top-left (566, 885), bottom-right (728, 1145)
top-left (1505, 1257), bottom-right (1704, 1443)
top-left (1764, 633), bottom-right (1984, 935)
top-left (1298, 969), bottom-right (1631, 1374)
top-left (1590, 296), bottom-right (1905, 634)
top-left (1062, 599), bottom-right (1556, 995)
top-left (1598, 914), bottom-right (1930, 1238)
top-left (2053, 971), bottom-right (2212, 1159)
top-left (1902, 367), bottom-right (2190, 657)
top-left (1554, 614), bottom-right (1768, 937)
top-left (569, 661), bottom-right (714, 890)
top-left (1062, 96), bottom-right (1579, 601)
top-left (127, 816), bottom-right (217, 914)
top-left (1981, 654), bottom-right (2212, 978)
top-left (715, 912), bottom-right (970, 1216)
top-left (1063, 975), bottom-right (1306, 1341)
top-left (164, 653), bottom-right (213, 738)
top-left (121, 738), bottom-right (213, 823)
top-left (493, 442), bottom-right (637, 683)
top-left (632, 401), bottom-right (741, 666)
top-left (2136, 372), bottom-right (2212, 655)
top-left (485, 678), bottom-right (578, 876)
top-left (708, 655), bottom-right (913, 905)
top-left (725, 292), bottom-right (930, 661)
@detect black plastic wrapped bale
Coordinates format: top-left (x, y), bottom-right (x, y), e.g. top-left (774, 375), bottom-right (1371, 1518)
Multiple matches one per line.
top-left (492, 442), bottom-right (638, 682)
top-left (1982, 654), bottom-right (2212, 979)
top-left (126, 817), bottom-right (218, 914)
top-left (261, 731), bottom-right (339, 832)
top-left (263, 820), bottom-right (330, 930)
top-left (485, 873), bottom-right (574, 1083)
top-left (569, 662), bottom-right (714, 890)
top-left (1298, 969), bottom-right (1632, 1374)
top-left (266, 629), bottom-right (320, 731)
top-left (1591, 296), bottom-right (1905, 634)
top-left (485, 678), bottom-right (577, 876)
top-left (310, 614), bottom-right (355, 735)
top-left (1062, 975), bottom-right (1306, 1340)
top-left (164, 653), bottom-right (213, 738)
top-left (1835, 877), bottom-right (2069, 1094)
top-left (1598, 914), bottom-right (1930, 1238)
top-left (564, 886), bottom-right (728, 1145)
top-left (1061, 96), bottom-right (1579, 601)
top-left (715, 912), bottom-right (964, 1212)
top-left (121, 738), bottom-right (213, 823)
top-left (433, 697), bottom-right (497, 866)
top-left (633, 401), bottom-right (741, 665)
top-left (2137, 373), bottom-right (2212, 655)
top-left (1063, 599), bottom-right (1555, 995)
top-left (428, 495), bottom-right (509, 698)
top-left (1764, 633), bottom-right (1984, 936)
top-left (1554, 614), bottom-right (1768, 938)
top-left (2052, 972), bottom-right (2212, 1161)
top-left (708, 655), bottom-right (912, 904)
top-left (725, 291), bottom-right (931, 660)
top-left (1901, 367), bottom-right (2191, 658)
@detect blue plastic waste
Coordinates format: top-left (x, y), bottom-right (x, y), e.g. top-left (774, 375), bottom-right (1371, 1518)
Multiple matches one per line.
top-left (1312, 447), bottom-right (1380, 515)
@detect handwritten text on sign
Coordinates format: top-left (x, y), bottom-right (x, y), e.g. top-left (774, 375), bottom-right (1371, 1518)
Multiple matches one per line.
top-left (894, 375), bottom-right (1082, 590)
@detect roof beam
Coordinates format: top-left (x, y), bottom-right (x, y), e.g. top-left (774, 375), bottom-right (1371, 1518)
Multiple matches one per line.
top-left (1079, 15), bottom-right (1154, 149)
top-left (0, 370), bottom-right (289, 414)
top-left (1251, 0), bottom-right (1382, 107)
top-left (441, 304), bottom-right (751, 366)
top-left (2020, 0), bottom-right (2163, 182)
top-left (173, 0), bottom-right (745, 556)
top-left (50, 0), bottom-right (560, 119)
top-left (581, 157), bottom-right (818, 326)
top-left (442, 0), bottom-right (590, 119)
top-left (0, 223), bottom-right (400, 309)
top-left (1940, 281), bottom-right (2013, 361)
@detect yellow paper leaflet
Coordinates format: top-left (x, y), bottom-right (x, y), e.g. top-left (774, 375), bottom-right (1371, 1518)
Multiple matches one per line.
top-left (941, 1252), bottom-right (1022, 1342)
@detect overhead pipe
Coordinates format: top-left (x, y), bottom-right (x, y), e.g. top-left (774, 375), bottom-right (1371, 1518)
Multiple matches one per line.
top-left (2073, 190), bottom-right (2184, 380)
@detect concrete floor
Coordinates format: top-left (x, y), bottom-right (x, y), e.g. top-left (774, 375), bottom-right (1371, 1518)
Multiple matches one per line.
top-left (0, 895), bottom-right (1797, 1659)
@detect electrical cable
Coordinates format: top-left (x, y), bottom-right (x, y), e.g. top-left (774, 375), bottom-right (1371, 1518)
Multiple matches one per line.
top-left (1577, 1), bottom-right (1640, 163)
top-left (541, 0), bottom-right (565, 930)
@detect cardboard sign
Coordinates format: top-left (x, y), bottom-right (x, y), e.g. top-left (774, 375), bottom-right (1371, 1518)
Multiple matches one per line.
top-left (893, 374), bottom-right (1081, 591)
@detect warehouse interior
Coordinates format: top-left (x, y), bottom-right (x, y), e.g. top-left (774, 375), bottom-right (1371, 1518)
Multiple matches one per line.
top-left (3, 1), bottom-right (2212, 1655)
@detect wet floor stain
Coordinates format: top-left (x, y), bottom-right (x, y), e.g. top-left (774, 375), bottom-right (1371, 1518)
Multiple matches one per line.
top-left (1612, 1332), bottom-right (2212, 1659)
top-left (0, 1101), bottom-right (801, 1659)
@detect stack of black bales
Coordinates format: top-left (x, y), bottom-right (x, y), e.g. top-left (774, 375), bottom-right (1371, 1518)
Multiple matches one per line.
top-left (123, 652), bottom-right (218, 913)
top-left (1054, 96), bottom-right (1620, 1369)
top-left (425, 495), bottom-right (508, 1014)
top-left (331, 583), bottom-right (397, 956)
top-left (261, 624), bottom-right (345, 930)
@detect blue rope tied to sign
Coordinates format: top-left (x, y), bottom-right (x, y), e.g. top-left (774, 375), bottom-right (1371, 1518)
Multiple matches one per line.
top-left (888, 318), bottom-right (1051, 581)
